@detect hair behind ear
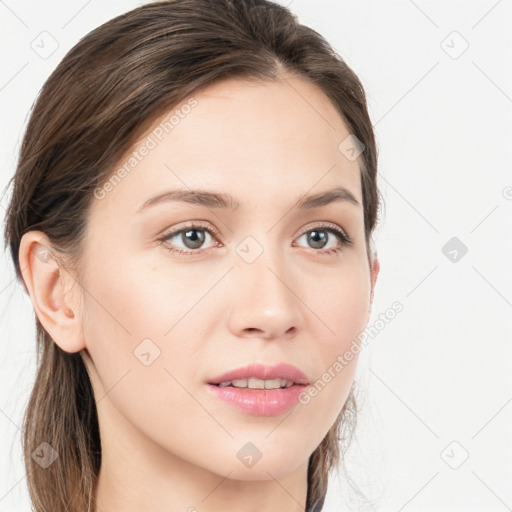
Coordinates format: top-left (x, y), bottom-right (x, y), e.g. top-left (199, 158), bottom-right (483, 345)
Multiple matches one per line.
top-left (23, 321), bottom-right (100, 512)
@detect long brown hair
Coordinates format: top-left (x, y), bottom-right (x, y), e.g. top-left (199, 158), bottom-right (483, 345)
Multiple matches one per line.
top-left (2, 1), bottom-right (380, 510)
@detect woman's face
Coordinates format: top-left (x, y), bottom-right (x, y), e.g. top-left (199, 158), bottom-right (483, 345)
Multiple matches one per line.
top-left (79, 74), bottom-right (378, 481)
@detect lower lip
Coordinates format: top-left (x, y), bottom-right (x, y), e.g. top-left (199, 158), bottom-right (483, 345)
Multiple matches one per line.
top-left (206, 383), bottom-right (308, 416)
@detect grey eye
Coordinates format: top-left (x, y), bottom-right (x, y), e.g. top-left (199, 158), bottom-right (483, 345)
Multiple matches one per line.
top-left (179, 229), bottom-right (206, 249)
top-left (305, 229), bottom-right (329, 249)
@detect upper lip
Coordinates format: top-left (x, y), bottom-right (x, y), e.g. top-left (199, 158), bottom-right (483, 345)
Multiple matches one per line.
top-left (207, 363), bottom-right (310, 386)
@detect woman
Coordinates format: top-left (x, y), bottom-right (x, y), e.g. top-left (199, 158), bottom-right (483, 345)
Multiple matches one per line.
top-left (3, 0), bottom-right (381, 510)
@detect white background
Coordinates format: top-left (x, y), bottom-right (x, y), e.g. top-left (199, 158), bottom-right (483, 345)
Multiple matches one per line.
top-left (1, 1), bottom-right (511, 511)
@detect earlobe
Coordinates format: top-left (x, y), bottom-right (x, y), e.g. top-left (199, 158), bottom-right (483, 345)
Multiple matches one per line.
top-left (18, 231), bottom-right (85, 353)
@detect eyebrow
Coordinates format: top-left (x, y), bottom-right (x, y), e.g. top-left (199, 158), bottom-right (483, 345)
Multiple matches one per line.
top-left (137, 185), bottom-right (360, 213)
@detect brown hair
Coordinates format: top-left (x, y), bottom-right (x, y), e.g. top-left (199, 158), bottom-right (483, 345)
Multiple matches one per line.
top-left (2, 1), bottom-right (380, 510)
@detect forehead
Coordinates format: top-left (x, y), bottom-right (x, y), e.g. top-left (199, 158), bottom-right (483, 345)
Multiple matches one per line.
top-left (92, 74), bottom-right (363, 219)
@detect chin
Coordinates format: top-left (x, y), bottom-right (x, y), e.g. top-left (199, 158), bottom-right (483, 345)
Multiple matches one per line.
top-left (214, 445), bottom-right (309, 482)
top-left (222, 462), bottom-right (303, 482)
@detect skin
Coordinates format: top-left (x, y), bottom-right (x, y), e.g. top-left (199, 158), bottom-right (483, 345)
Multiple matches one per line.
top-left (19, 73), bottom-right (379, 512)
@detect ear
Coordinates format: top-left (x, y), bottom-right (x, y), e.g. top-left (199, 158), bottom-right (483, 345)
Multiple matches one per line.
top-left (18, 230), bottom-right (85, 353)
top-left (366, 251), bottom-right (380, 322)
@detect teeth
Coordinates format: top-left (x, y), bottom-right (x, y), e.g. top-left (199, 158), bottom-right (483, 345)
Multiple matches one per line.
top-left (248, 378), bottom-right (265, 389)
top-left (217, 378), bottom-right (294, 389)
top-left (263, 378), bottom-right (282, 389)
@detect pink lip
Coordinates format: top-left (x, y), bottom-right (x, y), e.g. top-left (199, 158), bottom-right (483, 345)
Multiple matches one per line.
top-left (206, 363), bottom-right (310, 417)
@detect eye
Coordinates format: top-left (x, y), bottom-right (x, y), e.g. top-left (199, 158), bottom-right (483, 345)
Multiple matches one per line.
top-left (158, 221), bottom-right (220, 256)
top-left (293, 222), bottom-right (353, 256)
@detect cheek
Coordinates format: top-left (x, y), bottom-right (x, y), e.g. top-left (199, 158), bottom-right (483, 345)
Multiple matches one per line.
top-left (80, 259), bottom-right (212, 456)
top-left (80, 255), bottom-right (200, 395)
top-left (314, 257), bottom-right (372, 356)
top-left (80, 250), bottom-right (220, 407)
top-left (83, 251), bottom-right (201, 342)
top-left (298, 259), bottom-right (370, 419)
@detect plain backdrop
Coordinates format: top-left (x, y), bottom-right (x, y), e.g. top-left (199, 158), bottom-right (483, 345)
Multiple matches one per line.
top-left (1, 1), bottom-right (511, 511)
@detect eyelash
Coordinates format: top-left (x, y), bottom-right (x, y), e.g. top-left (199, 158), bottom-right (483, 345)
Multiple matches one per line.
top-left (157, 221), bottom-right (353, 257)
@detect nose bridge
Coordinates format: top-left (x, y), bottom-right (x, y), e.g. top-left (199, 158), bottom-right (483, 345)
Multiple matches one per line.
top-left (237, 232), bottom-right (289, 297)
top-left (228, 231), bottom-right (302, 336)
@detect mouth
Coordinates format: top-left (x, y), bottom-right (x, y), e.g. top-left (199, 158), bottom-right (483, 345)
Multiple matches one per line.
top-left (212, 378), bottom-right (296, 389)
top-left (207, 362), bottom-right (310, 386)
top-left (205, 363), bottom-right (310, 416)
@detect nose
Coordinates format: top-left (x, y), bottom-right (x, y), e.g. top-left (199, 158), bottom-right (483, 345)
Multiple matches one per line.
top-left (226, 244), bottom-right (304, 340)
